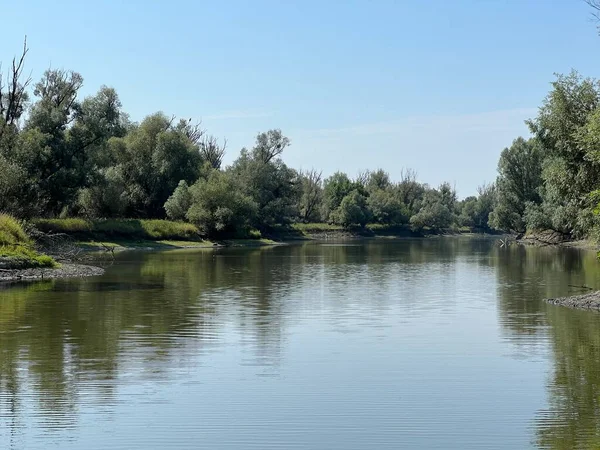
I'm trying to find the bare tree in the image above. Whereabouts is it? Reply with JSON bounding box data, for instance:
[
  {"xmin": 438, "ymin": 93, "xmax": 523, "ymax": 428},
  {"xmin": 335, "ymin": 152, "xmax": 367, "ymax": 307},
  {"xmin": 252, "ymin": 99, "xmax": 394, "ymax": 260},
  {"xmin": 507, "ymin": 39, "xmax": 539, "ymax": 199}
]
[
  {"xmin": 355, "ymin": 169, "xmax": 370, "ymax": 187},
  {"xmin": 177, "ymin": 118, "xmax": 204, "ymax": 145},
  {"xmin": 586, "ymin": 0, "xmax": 600, "ymax": 24},
  {"xmin": 299, "ymin": 168, "xmax": 323, "ymax": 222},
  {"xmin": 397, "ymin": 167, "xmax": 422, "ymax": 213},
  {"xmin": 0, "ymin": 37, "xmax": 31, "ymax": 137},
  {"xmin": 200, "ymin": 134, "xmax": 227, "ymax": 169}
]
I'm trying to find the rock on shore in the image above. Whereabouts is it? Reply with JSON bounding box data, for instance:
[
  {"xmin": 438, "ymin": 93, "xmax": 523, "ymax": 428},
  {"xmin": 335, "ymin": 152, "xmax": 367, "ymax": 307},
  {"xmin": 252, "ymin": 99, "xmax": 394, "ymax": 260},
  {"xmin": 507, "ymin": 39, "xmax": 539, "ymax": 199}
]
[
  {"xmin": 0, "ymin": 263, "xmax": 105, "ymax": 282},
  {"xmin": 546, "ymin": 291, "xmax": 600, "ymax": 311}
]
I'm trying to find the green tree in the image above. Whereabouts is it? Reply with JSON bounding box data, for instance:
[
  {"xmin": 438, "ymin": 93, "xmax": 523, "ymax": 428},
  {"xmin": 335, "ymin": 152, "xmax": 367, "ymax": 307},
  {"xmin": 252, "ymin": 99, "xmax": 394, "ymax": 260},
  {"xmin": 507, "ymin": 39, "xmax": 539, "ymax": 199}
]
[
  {"xmin": 230, "ymin": 131, "xmax": 299, "ymax": 227},
  {"xmin": 322, "ymin": 172, "xmax": 356, "ymax": 222},
  {"xmin": 164, "ymin": 180, "xmax": 193, "ymax": 221},
  {"xmin": 409, "ymin": 185, "xmax": 455, "ymax": 232},
  {"xmin": 528, "ymin": 72, "xmax": 600, "ymax": 237},
  {"xmin": 489, "ymin": 137, "xmax": 543, "ymax": 232},
  {"xmin": 330, "ymin": 190, "xmax": 371, "ymax": 227},
  {"xmin": 186, "ymin": 170, "xmax": 257, "ymax": 236},
  {"xmin": 111, "ymin": 113, "xmax": 202, "ymax": 217},
  {"xmin": 367, "ymin": 188, "xmax": 409, "ymax": 225}
]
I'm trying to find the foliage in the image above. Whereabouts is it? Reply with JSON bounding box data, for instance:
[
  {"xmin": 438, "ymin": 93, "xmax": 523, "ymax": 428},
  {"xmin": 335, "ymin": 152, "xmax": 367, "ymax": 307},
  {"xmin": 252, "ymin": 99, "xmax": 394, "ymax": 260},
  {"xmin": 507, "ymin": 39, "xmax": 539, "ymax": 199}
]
[
  {"xmin": 164, "ymin": 180, "xmax": 193, "ymax": 221},
  {"xmin": 10, "ymin": 42, "xmax": 600, "ymax": 240},
  {"xmin": 230, "ymin": 132, "xmax": 299, "ymax": 227},
  {"xmin": 489, "ymin": 137, "xmax": 543, "ymax": 232},
  {"xmin": 297, "ymin": 169, "xmax": 323, "ymax": 222},
  {"xmin": 367, "ymin": 188, "xmax": 409, "ymax": 225},
  {"xmin": 322, "ymin": 172, "xmax": 362, "ymax": 222},
  {"xmin": 409, "ymin": 184, "xmax": 456, "ymax": 232},
  {"xmin": 186, "ymin": 170, "xmax": 257, "ymax": 236},
  {"xmin": 330, "ymin": 190, "xmax": 371, "ymax": 227}
]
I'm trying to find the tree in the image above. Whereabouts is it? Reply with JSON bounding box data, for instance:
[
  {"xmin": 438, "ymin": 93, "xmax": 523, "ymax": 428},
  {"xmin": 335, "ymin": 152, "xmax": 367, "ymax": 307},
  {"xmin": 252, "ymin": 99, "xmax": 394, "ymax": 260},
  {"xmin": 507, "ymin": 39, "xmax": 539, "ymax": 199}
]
[
  {"xmin": 164, "ymin": 180, "xmax": 193, "ymax": 221},
  {"xmin": 367, "ymin": 187, "xmax": 409, "ymax": 225},
  {"xmin": 397, "ymin": 168, "xmax": 425, "ymax": 216},
  {"xmin": 365, "ymin": 169, "xmax": 392, "ymax": 193},
  {"xmin": 111, "ymin": 113, "xmax": 202, "ymax": 217},
  {"xmin": 409, "ymin": 185, "xmax": 455, "ymax": 232},
  {"xmin": 253, "ymin": 129, "xmax": 290, "ymax": 163},
  {"xmin": 527, "ymin": 72, "xmax": 600, "ymax": 237},
  {"xmin": 330, "ymin": 190, "xmax": 370, "ymax": 227},
  {"xmin": 322, "ymin": 172, "xmax": 356, "ymax": 222},
  {"xmin": 186, "ymin": 170, "xmax": 257, "ymax": 236},
  {"xmin": 0, "ymin": 38, "xmax": 31, "ymax": 138},
  {"xmin": 298, "ymin": 169, "xmax": 323, "ymax": 222},
  {"xmin": 489, "ymin": 137, "xmax": 543, "ymax": 232},
  {"xmin": 199, "ymin": 135, "xmax": 226, "ymax": 169},
  {"xmin": 76, "ymin": 167, "xmax": 128, "ymax": 218},
  {"xmin": 230, "ymin": 131, "xmax": 299, "ymax": 227}
]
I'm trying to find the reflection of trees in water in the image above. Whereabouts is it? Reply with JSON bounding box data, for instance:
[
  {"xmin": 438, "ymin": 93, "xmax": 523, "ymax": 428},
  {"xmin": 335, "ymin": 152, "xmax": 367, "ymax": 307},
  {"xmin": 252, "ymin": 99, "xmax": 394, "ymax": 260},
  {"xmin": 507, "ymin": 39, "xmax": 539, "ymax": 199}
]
[
  {"xmin": 493, "ymin": 245, "xmax": 600, "ymax": 342},
  {"xmin": 1, "ymin": 239, "xmax": 487, "ymax": 429},
  {"xmin": 534, "ymin": 306, "xmax": 600, "ymax": 450},
  {"xmin": 6, "ymin": 237, "xmax": 600, "ymax": 446},
  {"xmin": 490, "ymin": 243, "xmax": 600, "ymax": 449}
]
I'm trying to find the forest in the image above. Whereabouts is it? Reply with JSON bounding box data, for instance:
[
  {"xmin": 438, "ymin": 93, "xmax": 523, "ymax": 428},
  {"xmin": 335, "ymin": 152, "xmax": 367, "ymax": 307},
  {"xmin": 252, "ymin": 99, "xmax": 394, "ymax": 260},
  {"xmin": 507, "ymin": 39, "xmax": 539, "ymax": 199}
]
[{"xmin": 1, "ymin": 40, "xmax": 600, "ymax": 240}]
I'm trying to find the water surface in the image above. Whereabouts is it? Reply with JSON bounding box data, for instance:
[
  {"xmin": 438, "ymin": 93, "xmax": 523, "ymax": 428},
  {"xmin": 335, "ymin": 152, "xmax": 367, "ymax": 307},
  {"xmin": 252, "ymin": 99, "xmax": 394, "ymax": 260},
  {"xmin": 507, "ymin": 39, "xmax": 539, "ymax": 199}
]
[{"xmin": 1, "ymin": 238, "xmax": 600, "ymax": 449}]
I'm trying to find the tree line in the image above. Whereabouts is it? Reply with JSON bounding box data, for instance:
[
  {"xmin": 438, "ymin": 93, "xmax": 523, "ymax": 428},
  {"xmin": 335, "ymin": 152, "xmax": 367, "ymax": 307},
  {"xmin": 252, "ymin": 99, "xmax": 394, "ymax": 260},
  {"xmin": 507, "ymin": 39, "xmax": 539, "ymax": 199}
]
[{"xmin": 0, "ymin": 40, "xmax": 598, "ymax": 239}]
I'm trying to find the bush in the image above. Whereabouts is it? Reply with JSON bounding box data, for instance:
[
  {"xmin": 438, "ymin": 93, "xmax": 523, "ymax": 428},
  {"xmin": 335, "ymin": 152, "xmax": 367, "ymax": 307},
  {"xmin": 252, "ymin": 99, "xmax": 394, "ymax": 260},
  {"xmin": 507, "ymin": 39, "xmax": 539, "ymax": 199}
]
[
  {"xmin": 164, "ymin": 180, "xmax": 192, "ymax": 220},
  {"xmin": 186, "ymin": 170, "xmax": 257, "ymax": 236},
  {"xmin": 410, "ymin": 203, "xmax": 453, "ymax": 232},
  {"xmin": 330, "ymin": 190, "xmax": 370, "ymax": 227},
  {"xmin": 367, "ymin": 189, "xmax": 409, "ymax": 225}
]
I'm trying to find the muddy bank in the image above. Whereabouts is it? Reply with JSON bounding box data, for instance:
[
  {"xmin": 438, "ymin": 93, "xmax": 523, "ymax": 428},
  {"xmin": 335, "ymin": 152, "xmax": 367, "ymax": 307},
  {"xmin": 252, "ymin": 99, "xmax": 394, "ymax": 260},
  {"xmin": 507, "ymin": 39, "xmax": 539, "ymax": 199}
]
[
  {"xmin": 546, "ymin": 291, "xmax": 600, "ymax": 311},
  {"xmin": 515, "ymin": 230, "xmax": 600, "ymax": 251},
  {"xmin": 0, "ymin": 263, "xmax": 105, "ymax": 283},
  {"xmin": 518, "ymin": 229, "xmax": 572, "ymax": 246}
]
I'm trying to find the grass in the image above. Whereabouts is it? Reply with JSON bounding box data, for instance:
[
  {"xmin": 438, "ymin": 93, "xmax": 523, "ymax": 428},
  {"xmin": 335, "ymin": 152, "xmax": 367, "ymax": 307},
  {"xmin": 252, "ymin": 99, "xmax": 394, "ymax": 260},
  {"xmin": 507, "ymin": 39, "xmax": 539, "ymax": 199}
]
[
  {"xmin": 35, "ymin": 218, "xmax": 201, "ymax": 241},
  {"xmin": 0, "ymin": 214, "xmax": 57, "ymax": 269},
  {"xmin": 292, "ymin": 223, "xmax": 344, "ymax": 232}
]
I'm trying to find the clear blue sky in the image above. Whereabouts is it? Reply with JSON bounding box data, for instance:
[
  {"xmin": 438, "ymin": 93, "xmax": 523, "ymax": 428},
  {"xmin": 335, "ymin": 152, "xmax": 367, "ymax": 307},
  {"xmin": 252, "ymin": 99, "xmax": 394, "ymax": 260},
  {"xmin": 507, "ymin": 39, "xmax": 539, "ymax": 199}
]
[{"xmin": 3, "ymin": 0, "xmax": 600, "ymax": 197}]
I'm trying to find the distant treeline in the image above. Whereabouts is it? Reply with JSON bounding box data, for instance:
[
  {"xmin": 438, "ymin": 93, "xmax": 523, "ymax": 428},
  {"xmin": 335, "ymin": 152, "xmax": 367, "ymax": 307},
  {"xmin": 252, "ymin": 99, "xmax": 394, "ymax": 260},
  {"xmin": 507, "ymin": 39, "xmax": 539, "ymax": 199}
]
[{"xmin": 0, "ymin": 42, "xmax": 598, "ymax": 238}]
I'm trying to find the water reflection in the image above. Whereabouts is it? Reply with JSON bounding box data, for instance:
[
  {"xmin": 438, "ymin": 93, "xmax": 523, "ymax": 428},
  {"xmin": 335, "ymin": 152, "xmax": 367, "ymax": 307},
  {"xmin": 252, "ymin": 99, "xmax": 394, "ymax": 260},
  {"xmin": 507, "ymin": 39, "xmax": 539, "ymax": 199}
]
[{"xmin": 1, "ymin": 238, "xmax": 600, "ymax": 449}]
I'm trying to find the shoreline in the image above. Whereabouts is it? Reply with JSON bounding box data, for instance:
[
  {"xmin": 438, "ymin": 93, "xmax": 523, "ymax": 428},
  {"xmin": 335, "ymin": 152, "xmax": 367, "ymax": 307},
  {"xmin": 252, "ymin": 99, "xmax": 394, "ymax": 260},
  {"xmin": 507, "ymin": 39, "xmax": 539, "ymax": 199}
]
[
  {"xmin": 0, "ymin": 263, "xmax": 105, "ymax": 283},
  {"xmin": 0, "ymin": 232, "xmax": 509, "ymax": 284},
  {"xmin": 546, "ymin": 291, "xmax": 600, "ymax": 311}
]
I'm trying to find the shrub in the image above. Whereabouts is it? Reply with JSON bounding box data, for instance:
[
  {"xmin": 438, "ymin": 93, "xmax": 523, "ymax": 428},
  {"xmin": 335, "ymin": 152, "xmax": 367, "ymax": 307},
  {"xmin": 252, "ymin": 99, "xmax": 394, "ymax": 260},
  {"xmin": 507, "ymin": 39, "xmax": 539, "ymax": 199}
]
[
  {"xmin": 186, "ymin": 171, "xmax": 258, "ymax": 236},
  {"xmin": 330, "ymin": 190, "xmax": 371, "ymax": 227},
  {"xmin": 164, "ymin": 180, "xmax": 192, "ymax": 220}
]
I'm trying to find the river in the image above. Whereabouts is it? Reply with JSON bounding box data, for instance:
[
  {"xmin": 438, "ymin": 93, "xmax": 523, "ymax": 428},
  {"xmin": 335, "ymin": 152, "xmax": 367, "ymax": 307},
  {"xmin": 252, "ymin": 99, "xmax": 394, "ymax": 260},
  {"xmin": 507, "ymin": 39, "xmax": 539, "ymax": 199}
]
[{"xmin": 1, "ymin": 237, "xmax": 600, "ymax": 449}]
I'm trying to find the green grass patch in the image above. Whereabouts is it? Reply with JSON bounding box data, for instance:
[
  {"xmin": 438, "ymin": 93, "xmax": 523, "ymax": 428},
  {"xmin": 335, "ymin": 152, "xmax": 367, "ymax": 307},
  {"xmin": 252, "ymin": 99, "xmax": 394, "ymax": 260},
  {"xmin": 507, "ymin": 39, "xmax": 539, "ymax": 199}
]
[
  {"xmin": 0, "ymin": 214, "xmax": 57, "ymax": 269},
  {"xmin": 35, "ymin": 218, "xmax": 201, "ymax": 242},
  {"xmin": 292, "ymin": 223, "xmax": 344, "ymax": 232},
  {"xmin": 0, "ymin": 214, "xmax": 30, "ymax": 245}
]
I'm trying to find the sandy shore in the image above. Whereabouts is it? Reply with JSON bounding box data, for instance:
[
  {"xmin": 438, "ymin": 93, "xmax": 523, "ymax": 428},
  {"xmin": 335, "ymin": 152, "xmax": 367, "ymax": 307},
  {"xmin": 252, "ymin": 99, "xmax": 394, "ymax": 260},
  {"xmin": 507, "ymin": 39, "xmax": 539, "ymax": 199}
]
[
  {"xmin": 546, "ymin": 291, "xmax": 600, "ymax": 311},
  {"xmin": 0, "ymin": 263, "xmax": 105, "ymax": 282}
]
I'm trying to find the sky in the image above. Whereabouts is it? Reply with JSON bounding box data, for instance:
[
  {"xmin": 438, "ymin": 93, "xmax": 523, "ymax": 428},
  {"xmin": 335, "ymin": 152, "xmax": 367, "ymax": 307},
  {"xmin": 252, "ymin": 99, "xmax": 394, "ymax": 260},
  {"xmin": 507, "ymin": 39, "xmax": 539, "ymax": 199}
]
[{"xmin": 3, "ymin": 0, "xmax": 600, "ymax": 197}]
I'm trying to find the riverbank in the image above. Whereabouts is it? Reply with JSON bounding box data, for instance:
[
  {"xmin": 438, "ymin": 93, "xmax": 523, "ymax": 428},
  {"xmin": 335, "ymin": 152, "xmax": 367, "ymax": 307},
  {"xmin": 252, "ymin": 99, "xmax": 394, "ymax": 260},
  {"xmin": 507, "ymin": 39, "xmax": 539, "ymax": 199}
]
[
  {"xmin": 33, "ymin": 219, "xmax": 493, "ymax": 252},
  {"xmin": 0, "ymin": 263, "xmax": 105, "ymax": 283},
  {"xmin": 546, "ymin": 291, "xmax": 600, "ymax": 311},
  {"xmin": 515, "ymin": 229, "xmax": 600, "ymax": 251}
]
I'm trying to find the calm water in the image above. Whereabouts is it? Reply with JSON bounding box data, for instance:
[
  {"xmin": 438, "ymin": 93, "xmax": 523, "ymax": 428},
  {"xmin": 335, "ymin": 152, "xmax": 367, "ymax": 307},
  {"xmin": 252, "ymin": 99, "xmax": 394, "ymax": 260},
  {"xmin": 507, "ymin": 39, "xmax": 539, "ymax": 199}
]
[{"xmin": 2, "ymin": 238, "xmax": 600, "ymax": 449}]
